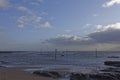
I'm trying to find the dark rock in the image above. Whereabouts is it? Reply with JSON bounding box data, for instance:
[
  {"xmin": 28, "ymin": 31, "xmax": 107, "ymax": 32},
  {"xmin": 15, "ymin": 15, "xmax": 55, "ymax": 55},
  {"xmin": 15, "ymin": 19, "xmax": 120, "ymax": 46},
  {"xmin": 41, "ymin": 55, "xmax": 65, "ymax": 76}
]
[
  {"xmin": 100, "ymin": 67, "xmax": 120, "ymax": 73},
  {"xmin": 33, "ymin": 71, "xmax": 52, "ymax": 77},
  {"xmin": 0, "ymin": 61, "xmax": 10, "ymax": 64},
  {"xmin": 33, "ymin": 71, "xmax": 61, "ymax": 78},
  {"xmin": 49, "ymin": 71, "xmax": 61, "ymax": 78},
  {"xmin": 108, "ymin": 56, "xmax": 120, "ymax": 58},
  {"xmin": 70, "ymin": 73, "xmax": 88, "ymax": 80},
  {"xmin": 61, "ymin": 54, "xmax": 64, "ymax": 57},
  {"xmin": 104, "ymin": 61, "xmax": 120, "ymax": 67},
  {"xmin": 89, "ymin": 74, "xmax": 115, "ymax": 80},
  {"xmin": 33, "ymin": 66, "xmax": 120, "ymax": 80},
  {"xmin": 70, "ymin": 73, "xmax": 120, "ymax": 80}
]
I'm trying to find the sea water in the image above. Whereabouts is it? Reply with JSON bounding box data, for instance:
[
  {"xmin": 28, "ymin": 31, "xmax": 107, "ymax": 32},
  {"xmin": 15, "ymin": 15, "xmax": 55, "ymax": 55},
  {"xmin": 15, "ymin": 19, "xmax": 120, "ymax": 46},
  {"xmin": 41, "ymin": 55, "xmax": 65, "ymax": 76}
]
[{"xmin": 0, "ymin": 51, "xmax": 120, "ymax": 67}]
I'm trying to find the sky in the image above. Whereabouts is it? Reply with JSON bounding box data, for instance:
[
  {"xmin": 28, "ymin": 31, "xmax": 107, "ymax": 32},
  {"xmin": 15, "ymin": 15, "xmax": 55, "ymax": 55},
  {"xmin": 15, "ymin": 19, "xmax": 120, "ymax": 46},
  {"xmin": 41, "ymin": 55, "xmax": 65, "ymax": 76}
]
[{"xmin": 0, "ymin": 0, "xmax": 120, "ymax": 51}]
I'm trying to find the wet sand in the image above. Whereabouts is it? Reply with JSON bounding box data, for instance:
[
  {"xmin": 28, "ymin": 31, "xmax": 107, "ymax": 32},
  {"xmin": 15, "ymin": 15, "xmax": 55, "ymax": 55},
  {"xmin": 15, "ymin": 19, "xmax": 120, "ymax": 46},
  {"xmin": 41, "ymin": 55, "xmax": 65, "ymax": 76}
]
[{"xmin": 0, "ymin": 67, "xmax": 56, "ymax": 80}]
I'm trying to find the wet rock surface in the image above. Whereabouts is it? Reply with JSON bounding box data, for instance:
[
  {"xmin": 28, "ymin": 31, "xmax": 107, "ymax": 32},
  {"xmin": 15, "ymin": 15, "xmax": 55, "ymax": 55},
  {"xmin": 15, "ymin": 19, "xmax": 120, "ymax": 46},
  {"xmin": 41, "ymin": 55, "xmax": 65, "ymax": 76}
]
[
  {"xmin": 100, "ymin": 67, "xmax": 120, "ymax": 73},
  {"xmin": 70, "ymin": 73, "xmax": 120, "ymax": 80},
  {"xmin": 104, "ymin": 61, "xmax": 120, "ymax": 67},
  {"xmin": 32, "ymin": 68, "xmax": 120, "ymax": 80},
  {"xmin": 33, "ymin": 71, "xmax": 61, "ymax": 78}
]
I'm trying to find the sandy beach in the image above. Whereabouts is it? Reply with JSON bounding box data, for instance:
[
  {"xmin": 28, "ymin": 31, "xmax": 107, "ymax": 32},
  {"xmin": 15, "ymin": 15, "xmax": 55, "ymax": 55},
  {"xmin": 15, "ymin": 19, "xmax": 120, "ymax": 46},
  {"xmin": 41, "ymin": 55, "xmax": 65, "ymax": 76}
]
[{"xmin": 0, "ymin": 67, "xmax": 56, "ymax": 80}]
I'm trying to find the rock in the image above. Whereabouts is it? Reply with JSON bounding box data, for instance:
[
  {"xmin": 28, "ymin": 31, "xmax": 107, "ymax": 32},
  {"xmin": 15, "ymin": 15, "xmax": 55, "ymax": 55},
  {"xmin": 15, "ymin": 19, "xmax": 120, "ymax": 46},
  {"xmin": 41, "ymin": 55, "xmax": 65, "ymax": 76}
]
[
  {"xmin": 33, "ymin": 71, "xmax": 52, "ymax": 77},
  {"xmin": 108, "ymin": 56, "xmax": 119, "ymax": 58},
  {"xmin": 89, "ymin": 73, "xmax": 115, "ymax": 80},
  {"xmin": 49, "ymin": 71, "xmax": 61, "ymax": 78},
  {"xmin": 33, "ymin": 71, "xmax": 61, "ymax": 78},
  {"xmin": 70, "ymin": 73, "xmax": 87, "ymax": 80},
  {"xmin": 104, "ymin": 61, "xmax": 120, "ymax": 67},
  {"xmin": 0, "ymin": 61, "xmax": 10, "ymax": 64},
  {"xmin": 100, "ymin": 67, "xmax": 120, "ymax": 73},
  {"xmin": 70, "ymin": 73, "xmax": 120, "ymax": 80},
  {"xmin": 33, "ymin": 66, "xmax": 120, "ymax": 80}
]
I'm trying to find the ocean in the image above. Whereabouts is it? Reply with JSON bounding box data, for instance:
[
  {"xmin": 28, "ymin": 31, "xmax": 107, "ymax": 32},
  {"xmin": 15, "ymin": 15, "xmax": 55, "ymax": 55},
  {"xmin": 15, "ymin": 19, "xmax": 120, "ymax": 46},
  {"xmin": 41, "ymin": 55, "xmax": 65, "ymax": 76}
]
[{"xmin": 0, "ymin": 51, "xmax": 120, "ymax": 67}]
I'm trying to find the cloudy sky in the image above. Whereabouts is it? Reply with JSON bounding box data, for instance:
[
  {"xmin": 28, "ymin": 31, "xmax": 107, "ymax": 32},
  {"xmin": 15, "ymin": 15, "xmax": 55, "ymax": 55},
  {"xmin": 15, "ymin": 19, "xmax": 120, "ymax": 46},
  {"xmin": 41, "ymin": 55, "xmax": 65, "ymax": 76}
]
[{"xmin": 0, "ymin": 0, "xmax": 120, "ymax": 51}]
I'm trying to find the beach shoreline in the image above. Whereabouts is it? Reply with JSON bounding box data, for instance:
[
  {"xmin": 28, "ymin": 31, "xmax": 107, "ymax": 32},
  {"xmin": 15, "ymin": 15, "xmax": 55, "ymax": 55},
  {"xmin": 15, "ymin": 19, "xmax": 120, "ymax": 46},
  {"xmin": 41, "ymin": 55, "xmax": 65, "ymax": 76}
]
[{"xmin": 0, "ymin": 67, "xmax": 56, "ymax": 80}]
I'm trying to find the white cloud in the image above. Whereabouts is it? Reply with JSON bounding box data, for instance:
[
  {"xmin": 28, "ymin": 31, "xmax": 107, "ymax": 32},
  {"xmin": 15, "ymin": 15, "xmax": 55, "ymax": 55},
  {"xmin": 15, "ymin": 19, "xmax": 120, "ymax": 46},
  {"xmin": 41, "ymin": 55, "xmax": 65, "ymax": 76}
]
[
  {"xmin": 45, "ymin": 34, "xmax": 93, "ymax": 46},
  {"xmin": 30, "ymin": 0, "xmax": 43, "ymax": 6},
  {"xmin": 35, "ymin": 21, "xmax": 52, "ymax": 28},
  {"xmin": 0, "ymin": 0, "xmax": 9, "ymax": 8},
  {"xmin": 17, "ymin": 16, "xmax": 42, "ymax": 28},
  {"xmin": 17, "ymin": 16, "xmax": 31, "ymax": 24},
  {"xmin": 57, "ymin": 35, "xmax": 79, "ymax": 40},
  {"xmin": 35, "ymin": 17, "xmax": 42, "ymax": 22},
  {"xmin": 11, "ymin": 1, "xmax": 53, "ymax": 30},
  {"xmin": 17, "ymin": 6, "xmax": 33, "ymax": 14},
  {"xmin": 17, "ymin": 6, "xmax": 41, "ymax": 28},
  {"xmin": 17, "ymin": 5, "xmax": 52, "ymax": 29},
  {"xmin": 103, "ymin": 0, "xmax": 120, "ymax": 7},
  {"xmin": 17, "ymin": 16, "xmax": 30, "ymax": 28},
  {"xmin": 17, "ymin": 15, "xmax": 52, "ymax": 29},
  {"xmin": 96, "ymin": 22, "xmax": 120, "ymax": 31},
  {"xmin": 43, "ymin": 22, "xmax": 51, "ymax": 28}
]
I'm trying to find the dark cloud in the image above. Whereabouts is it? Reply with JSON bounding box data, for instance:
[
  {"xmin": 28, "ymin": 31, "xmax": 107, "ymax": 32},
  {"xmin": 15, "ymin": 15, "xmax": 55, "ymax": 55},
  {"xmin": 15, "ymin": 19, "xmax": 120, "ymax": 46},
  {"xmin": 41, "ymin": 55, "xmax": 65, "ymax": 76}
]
[
  {"xmin": 89, "ymin": 28, "xmax": 120, "ymax": 43},
  {"xmin": 45, "ymin": 28, "xmax": 120, "ymax": 46}
]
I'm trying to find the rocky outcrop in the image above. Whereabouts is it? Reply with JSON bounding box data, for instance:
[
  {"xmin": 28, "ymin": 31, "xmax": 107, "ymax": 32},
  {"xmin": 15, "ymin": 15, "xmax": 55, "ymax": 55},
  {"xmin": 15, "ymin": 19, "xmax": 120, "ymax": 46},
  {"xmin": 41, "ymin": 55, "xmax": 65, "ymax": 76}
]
[
  {"xmin": 33, "ymin": 71, "xmax": 61, "ymax": 78},
  {"xmin": 70, "ymin": 73, "xmax": 120, "ymax": 80},
  {"xmin": 100, "ymin": 67, "xmax": 120, "ymax": 73},
  {"xmin": 32, "ymin": 66, "xmax": 120, "ymax": 80},
  {"xmin": 104, "ymin": 61, "xmax": 120, "ymax": 67}
]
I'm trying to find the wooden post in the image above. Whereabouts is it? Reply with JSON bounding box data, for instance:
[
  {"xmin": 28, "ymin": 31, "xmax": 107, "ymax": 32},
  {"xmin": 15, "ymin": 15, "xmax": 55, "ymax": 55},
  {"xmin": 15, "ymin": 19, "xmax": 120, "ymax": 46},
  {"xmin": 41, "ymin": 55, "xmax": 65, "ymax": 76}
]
[
  {"xmin": 55, "ymin": 49, "xmax": 57, "ymax": 60},
  {"xmin": 95, "ymin": 48, "xmax": 98, "ymax": 58}
]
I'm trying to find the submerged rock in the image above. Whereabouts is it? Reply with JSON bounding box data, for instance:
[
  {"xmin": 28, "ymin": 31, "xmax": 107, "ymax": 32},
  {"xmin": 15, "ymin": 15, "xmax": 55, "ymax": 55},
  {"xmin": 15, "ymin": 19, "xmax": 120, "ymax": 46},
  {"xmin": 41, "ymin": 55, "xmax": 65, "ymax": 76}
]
[
  {"xmin": 108, "ymin": 56, "xmax": 120, "ymax": 58},
  {"xmin": 104, "ymin": 61, "xmax": 120, "ymax": 67},
  {"xmin": 0, "ymin": 61, "xmax": 10, "ymax": 64},
  {"xmin": 33, "ymin": 71, "xmax": 61, "ymax": 78},
  {"xmin": 100, "ymin": 67, "xmax": 120, "ymax": 73}
]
